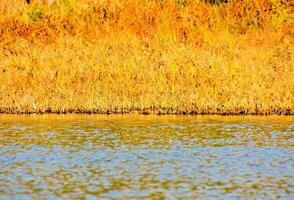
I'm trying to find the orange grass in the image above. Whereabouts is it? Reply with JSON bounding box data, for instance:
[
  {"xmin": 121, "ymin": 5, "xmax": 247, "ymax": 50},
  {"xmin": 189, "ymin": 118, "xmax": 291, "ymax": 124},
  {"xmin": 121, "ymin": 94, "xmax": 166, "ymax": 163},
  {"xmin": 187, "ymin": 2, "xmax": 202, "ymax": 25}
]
[{"xmin": 0, "ymin": 0, "xmax": 293, "ymax": 114}]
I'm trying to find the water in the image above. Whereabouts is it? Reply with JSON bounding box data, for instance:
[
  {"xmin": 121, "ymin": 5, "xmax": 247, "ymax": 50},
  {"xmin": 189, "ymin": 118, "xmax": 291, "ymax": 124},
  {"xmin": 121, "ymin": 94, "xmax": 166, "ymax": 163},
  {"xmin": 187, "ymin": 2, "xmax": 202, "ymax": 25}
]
[{"xmin": 0, "ymin": 115, "xmax": 293, "ymax": 199}]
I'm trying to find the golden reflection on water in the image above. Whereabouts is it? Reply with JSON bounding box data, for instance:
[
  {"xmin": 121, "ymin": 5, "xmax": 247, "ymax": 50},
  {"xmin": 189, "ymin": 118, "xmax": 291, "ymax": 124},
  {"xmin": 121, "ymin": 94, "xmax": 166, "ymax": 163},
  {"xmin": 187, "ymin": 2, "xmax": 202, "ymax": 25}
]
[{"xmin": 0, "ymin": 115, "xmax": 293, "ymax": 199}]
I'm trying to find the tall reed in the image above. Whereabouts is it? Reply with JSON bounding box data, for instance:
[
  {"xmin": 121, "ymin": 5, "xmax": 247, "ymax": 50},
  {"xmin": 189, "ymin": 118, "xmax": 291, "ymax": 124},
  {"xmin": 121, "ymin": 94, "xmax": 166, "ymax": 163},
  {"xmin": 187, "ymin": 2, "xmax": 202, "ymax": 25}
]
[{"xmin": 0, "ymin": 0, "xmax": 293, "ymax": 114}]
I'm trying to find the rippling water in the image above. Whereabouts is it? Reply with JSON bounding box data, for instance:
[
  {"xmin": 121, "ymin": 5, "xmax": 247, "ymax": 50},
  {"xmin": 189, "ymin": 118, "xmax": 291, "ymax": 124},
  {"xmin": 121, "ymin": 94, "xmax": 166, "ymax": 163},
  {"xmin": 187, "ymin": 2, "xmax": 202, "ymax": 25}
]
[{"xmin": 0, "ymin": 115, "xmax": 293, "ymax": 199}]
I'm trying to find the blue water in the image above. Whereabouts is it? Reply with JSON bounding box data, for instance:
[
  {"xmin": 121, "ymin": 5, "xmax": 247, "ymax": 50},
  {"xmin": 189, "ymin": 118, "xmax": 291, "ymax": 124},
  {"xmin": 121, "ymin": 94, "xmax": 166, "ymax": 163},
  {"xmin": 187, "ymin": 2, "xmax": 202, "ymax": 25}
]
[{"xmin": 0, "ymin": 115, "xmax": 293, "ymax": 199}]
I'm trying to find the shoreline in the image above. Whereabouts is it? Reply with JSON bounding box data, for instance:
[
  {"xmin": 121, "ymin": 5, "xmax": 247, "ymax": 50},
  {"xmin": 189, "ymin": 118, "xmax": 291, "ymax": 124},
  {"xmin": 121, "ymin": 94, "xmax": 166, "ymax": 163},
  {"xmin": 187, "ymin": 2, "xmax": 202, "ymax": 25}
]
[
  {"xmin": 0, "ymin": 108, "xmax": 293, "ymax": 115},
  {"xmin": 1, "ymin": 113, "xmax": 294, "ymax": 124}
]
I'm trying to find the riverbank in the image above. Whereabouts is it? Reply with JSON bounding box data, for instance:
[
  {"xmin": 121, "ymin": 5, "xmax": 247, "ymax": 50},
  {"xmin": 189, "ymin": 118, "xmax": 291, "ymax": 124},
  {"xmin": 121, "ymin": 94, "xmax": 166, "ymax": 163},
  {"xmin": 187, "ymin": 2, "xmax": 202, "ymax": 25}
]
[{"xmin": 0, "ymin": 0, "xmax": 293, "ymax": 115}]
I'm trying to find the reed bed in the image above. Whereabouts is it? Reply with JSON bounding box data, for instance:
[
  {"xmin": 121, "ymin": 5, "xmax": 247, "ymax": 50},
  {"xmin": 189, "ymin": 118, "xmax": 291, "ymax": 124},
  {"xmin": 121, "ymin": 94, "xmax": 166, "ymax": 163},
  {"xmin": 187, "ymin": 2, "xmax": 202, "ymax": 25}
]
[{"xmin": 0, "ymin": 0, "xmax": 293, "ymax": 114}]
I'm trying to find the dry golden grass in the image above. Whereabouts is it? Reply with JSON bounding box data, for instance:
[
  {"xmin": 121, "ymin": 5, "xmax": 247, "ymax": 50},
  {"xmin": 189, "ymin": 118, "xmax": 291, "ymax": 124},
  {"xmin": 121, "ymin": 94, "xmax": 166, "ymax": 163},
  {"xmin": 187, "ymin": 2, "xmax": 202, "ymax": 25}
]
[{"xmin": 0, "ymin": 0, "xmax": 293, "ymax": 114}]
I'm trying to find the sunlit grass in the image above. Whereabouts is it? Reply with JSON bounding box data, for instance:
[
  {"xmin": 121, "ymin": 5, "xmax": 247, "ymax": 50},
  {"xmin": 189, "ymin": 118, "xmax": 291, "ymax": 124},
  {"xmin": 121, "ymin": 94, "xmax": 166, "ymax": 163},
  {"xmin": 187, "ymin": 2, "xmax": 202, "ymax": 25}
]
[{"xmin": 0, "ymin": 0, "xmax": 293, "ymax": 114}]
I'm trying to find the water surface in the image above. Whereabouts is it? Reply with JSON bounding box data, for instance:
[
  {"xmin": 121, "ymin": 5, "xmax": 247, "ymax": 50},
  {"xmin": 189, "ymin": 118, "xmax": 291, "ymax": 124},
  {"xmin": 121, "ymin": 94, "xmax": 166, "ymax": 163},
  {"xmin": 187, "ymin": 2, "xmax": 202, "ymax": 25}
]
[{"xmin": 0, "ymin": 115, "xmax": 293, "ymax": 199}]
